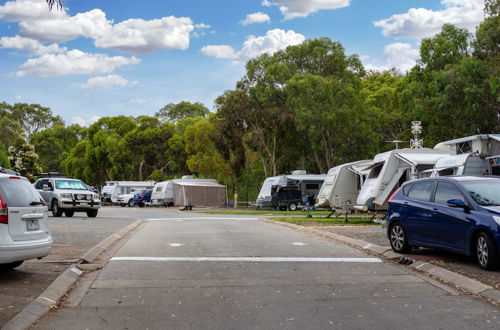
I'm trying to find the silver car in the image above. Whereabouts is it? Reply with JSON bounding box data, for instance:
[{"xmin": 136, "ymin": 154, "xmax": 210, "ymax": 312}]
[
  {"xmin": 34, "ymin": 177, "xmax": 101, "ymax": 217},
  {"xmin": 0, "ymin": 172, "xmax": 52, "ymax": 270}
]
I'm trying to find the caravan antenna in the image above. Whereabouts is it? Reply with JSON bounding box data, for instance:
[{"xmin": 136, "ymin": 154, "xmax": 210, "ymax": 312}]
[
  {"xmin": 385, "ymin": 140, "xmax": 406, "ymax": 149},
  {"xmin": 410, "ymin": 121, "xmax": 423, "ymax": 149}
]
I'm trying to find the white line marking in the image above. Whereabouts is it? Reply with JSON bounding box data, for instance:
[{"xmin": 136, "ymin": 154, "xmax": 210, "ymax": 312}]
[
  {"xmin": 169, "ymin": 243, "xmax": 183, "ymax": 247},
  {"xmin": 111, "ymin": 257, "xmax": 382, "ymax": 263},
  {"xmin": 292, "ymin": 242, "xmax": 309, "ymax": 246},
  {"xmin": 147, "ymin": 217, "xmax": 259, "ymax": 221}
]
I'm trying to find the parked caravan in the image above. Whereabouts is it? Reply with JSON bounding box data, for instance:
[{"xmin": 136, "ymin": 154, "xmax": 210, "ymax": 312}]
[
  {"xmin": 434, "ymin": 134, "xmax": 500, "ymax": 156},
  {"xmin": 427, "ymin": 153, "xmax": 489, "ymax": 177},
  {"xmin": 101, "ymin": 181, "xmax": 156, "ymax": 203},
  {"xmin": 315, "ymin": 160, "xmax": 372, "ymax": 209},
  {"xmin": 173, "ymin": 181, "xmax": 226, "ymax": 208},
  {"xmin": 151, "ymin": 176, "xmax": 217, "ymax": 206},
  {"xmin": 356, "ymin": 148, "xmax": 452, "ymax": 211},
  {"xmin": 256, "ymin": 171, "xmax": 326, "ymax": 208}
]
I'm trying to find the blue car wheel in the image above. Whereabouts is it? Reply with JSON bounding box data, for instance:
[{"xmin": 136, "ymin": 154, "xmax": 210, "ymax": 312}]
[{"xmin": 389, "ymin": 222, "xmax": 411, "ymax": 253}]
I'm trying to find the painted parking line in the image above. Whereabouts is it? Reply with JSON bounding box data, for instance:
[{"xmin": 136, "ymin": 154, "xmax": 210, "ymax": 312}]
[
  {"xmin": 147, "ymin": 217, "xmax": 260, "ymax": 221},
  {"xmin": 111, "ymin": 257, "xmax": 382, "ymax": 263}
]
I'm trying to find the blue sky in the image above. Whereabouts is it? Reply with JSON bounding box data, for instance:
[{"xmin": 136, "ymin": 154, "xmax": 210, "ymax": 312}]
[{"xmin": 0, "ymin": 0, "xmax": 486, "ymax": 126}]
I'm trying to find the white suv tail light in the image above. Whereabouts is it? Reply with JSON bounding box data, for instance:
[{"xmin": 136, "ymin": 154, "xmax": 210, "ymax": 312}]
[{"xmin": 0, "ymin": 195, "xmax": 8, "ymax": 224}]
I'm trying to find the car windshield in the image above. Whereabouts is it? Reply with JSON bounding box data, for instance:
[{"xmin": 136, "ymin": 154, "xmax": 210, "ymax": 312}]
[
  {"xmin": 462, "ymin": 180, "xmax": 500, "ymax": 206},
  {"xmin": 55, "ymin": 179, "xmax": 87, "ymax": 190}
]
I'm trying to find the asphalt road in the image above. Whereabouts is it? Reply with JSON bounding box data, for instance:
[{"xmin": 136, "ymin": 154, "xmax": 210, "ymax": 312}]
[
  {"xmin": 0, "ymin": 206, "xmax": 139, "ymax": 328},
  {"xmin": 35, "ymin": 210, "xmax": 499, "ymax": 330}
]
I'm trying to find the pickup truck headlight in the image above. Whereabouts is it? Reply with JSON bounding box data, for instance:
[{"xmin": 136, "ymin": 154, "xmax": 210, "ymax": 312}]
[
  {"xmin": 60, "ymin": 193, "xmax": 73, "ymax": 199},
  {"xmin": 93, "ymin": 193, "xmax": 100, "ymax": 200},
  {"xmin": 493, "ymin": 216, "xmax": 500, "ymax": 226}
]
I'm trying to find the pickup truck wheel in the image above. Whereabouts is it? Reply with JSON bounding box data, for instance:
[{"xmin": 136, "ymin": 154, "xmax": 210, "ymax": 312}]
[
  {"xmin": 128, "ymin": 199, "xmax": 135, "ymax": 207},
  {"xmin": 51, "ymin": 200, "xmax": 63, "ymax": 217},
  {"xmin": 86, "ymin": 209, "xmax": 98, "ymax": 218},
  {"xmin": 64, "ymin": 210, "xmax": 74, "ymax": 217},
  {"xmin": 279, "ymin": 206, "xmax": 287, "ymax": 211},
  {"xmin": 120, "ymin": 203, "xmax": 126, "ymax": 207},
  {"xmin": 138, "ymin": 202, "xmax": 145, "ymax": 208},
  {"xmin": 288, "ymin": 203, "xmax": 298, "ymax": 211}
]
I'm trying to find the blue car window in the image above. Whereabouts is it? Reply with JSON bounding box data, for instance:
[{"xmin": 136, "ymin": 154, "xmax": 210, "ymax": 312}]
[
  {"xmin": 462, "ymin": 180, "xmax": 500, "ymax": 206},
  {"xmin": 407, "ymin": 181, "xmax": 434, "ymax": 202},
  {"xmin": 434, "ymin": 181, "xmax": 464, "ymax": 205}
]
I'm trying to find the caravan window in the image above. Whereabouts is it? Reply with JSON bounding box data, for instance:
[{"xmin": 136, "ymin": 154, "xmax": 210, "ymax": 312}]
[
  {"xmin": 368, "ymin": 164, "xmax": 383, "ymax": 179},
  {"xmin": 457, "ymin": 142, "xmax": 472, "ymax": 154}
]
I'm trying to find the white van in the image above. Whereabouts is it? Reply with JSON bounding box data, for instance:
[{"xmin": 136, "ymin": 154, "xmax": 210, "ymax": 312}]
[{"xmin": 0, "ymin": 172, "xmax": 52, "ymax": 269}]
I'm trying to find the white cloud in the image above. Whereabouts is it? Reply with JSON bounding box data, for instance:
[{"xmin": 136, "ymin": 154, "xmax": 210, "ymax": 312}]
[
  {"xmin": 0, "ymin": 0, "xmax": 196, "ymax": 54},
  {"xmin": 15, "ymin": 49, "xmax": 140, "ymax": 77},
  {"xmin": 374, "ymin": 0, "xmax": 485, "ymax": 39},
  {"xmin": 237, "ymin": 29, "xmax": 305, "ymax": 62},
  {"xmin": 200, "ymin": 45, "xmax": 236, "ymax": 59},
  {"xmin": 94, "ymin": 16, "xmax": 194, "ymax": 54},
  {"xmin": 363, "ymin": 42, "xmax": 419, "ymax": 73},
  {"xmin": 0, "ymin": 36, "xmax": 66, "ymax": 55},
  {"xmin": 0, "ymin": 0, "xmax": 64, "ymax": 22},
  {"xmin": 241, "ymin": 12, "xmax": 271, "ymax": 25},
  {"xmin": 71, "ymin": 116, "xmax": 100, "ymax": 127},
  {"xmin": 19, "ymin": 9, "xmax": 111, "ymax": 43},
  {"xmin": 129, "ymin": 98, "xmax": 147, "ymax": 104},
  {"xmin": 202, "ymin": 29, "xmax": 305, "ymax": 62},
  {"xmin": 262, "ymin": 0, "xmax": 350, "ymax": 19},
  {"xmin": 79, "ymin": 74, "xmax": 138, "ymax": 89}
]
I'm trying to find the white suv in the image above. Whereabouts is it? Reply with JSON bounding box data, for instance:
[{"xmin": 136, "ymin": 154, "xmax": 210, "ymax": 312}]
[{"xmin": 0, "ymin": 172, "xmax": 53, "ymax": 270}]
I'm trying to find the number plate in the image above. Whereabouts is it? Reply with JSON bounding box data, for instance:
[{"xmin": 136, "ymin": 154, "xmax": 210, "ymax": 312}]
[{"xmin": 26, "ymin": 219, "xmax": 40, "ymax": 231}]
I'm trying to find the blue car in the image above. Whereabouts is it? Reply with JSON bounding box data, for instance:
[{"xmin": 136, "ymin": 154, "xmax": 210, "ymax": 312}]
[
  {"xmin": 133, "ymin": 189, "xmax": 153, "ymax": 208},
  {"xmin": 387, "ymin": 176, "xmax": 500, "ymax": 270}
]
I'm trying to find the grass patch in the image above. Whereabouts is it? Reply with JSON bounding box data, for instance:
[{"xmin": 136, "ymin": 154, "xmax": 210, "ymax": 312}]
[
  {"xmin": 202, "ymin": 210, "xmax": 333, "ymax": 216},
  {"xmin": 269, "ymin": 216, "xmax": 380, "ymax": 226}
]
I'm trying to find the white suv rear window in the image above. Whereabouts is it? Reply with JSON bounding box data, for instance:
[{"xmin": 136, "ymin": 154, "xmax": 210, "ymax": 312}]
[{"xmin": 0, "ymin": 178, "xmax": 44, "ymax": 207}]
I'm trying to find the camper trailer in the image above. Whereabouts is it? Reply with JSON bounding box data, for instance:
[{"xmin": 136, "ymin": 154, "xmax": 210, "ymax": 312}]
[
  {"xmin": 173, "ymin": 181, "xmax": 227, "ymax": 208},
  {"xmin": 315, "ymin": 160, "xmax": 372, "ymax": 209},
  {"xmin": 256, "ymin": 171, "xmax": 326, "ymax": 208},
  {"xmin": 356, "ymin": 148, "xmax": 452, "ymax": 211},
  {"xmin": 101, "ymin": 181, "xmax": 156, "ymax": 203},
  {"xmin": 151, "ymin": 176, "xmax": 217, "ymax": 206},
  {"xmin": 427, "ymin": 153, "xmax": 488, "ymax": 177}
]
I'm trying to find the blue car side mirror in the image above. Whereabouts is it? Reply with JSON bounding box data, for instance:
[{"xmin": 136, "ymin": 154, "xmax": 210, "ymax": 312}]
[{"xmin": 447, "ymin": 199, "xmax": 469, "ymax": 209}]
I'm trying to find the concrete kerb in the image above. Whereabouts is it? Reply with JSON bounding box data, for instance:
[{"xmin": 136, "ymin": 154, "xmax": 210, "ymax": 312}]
[
  {"xmin": 81, "ymin": 219, "xmax": 144, "ymax": 264},
  {"xmin": 265, "ymin": 219, "xmax": 500, "ymax": 306},
  {"xmin": 2, "ymin": 219, "xmax": 144, "ymax": 330}
]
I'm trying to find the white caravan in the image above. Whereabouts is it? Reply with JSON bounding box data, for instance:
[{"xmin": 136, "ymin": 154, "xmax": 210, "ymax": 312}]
[
  {"xmin": 256, "ymin": 171, "xmax": 326, "ymax": 208},
  {"xmin": 151, "ymin": 176, "xmax": 217, "ymax": 206},
  {"xmin": 427, "ymin": 152, "xmax": 489, "ymax": 177},
  {"xmin": 101, "ymin": 181, "xmax": 156, "ymax": 203},
  {"xmin": 356, "ymin": 148, "xmax": 453, "ymax": 211},
  {"xmin": 315, "ymin": 160, "xmax": 372, "ymax": 209},
  {"xmin": 433, "ymin": 134, "xmax": 500, "ymax": 176},
  {"xmin": 434, "ymin": 134, "xmax": 500, "ymax": 156}
]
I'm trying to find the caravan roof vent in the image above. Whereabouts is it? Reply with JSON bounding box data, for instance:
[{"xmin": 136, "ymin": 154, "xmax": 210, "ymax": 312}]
[
  {"xmin": 291, "ymin": 170, "xmax": 307, "ymax": 175},
  {"xmin": 182, "ymin": 175, "xmax": 194, "ymax": 180}
]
